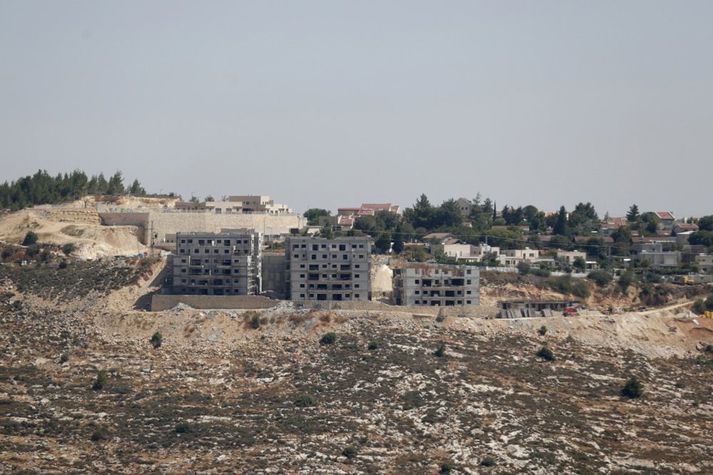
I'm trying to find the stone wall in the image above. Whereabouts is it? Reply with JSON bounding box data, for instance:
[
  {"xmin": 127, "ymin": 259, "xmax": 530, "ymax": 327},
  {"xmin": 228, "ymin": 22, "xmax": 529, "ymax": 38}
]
[{"xmin": 99, "ymin": 211, "xmax": 304, "ymax": 247}]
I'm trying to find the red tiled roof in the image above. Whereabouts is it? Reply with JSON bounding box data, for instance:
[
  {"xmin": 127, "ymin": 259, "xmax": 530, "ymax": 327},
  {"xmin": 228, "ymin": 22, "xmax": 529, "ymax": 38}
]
[{"xmin": 655, "ymin": 211, "xmax": 675, "ymax": 221}]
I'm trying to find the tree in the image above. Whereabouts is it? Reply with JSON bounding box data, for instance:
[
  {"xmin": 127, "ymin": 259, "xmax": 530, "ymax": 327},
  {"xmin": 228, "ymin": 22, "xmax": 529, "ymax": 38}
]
[
  {"xmin": 553, "ymin": 206, "xmax": 568, "ymax": 236},
  {"xmin": 626, "ymin": 204, "xmax": 640, "ymax": 223},
  {"xmin": 106, "ymin": 172, "xmax": 125, "ymax": 195},
  {"xmin": 698, "ymin": 215, "xmax": 713, "ymax": 232},
  {"xmin": 689, "ymin": 231, "xmax": 713, "ymax": 247},
  {"xmin": 404, "ymin": 194, "xmax": 434, "ymax": 230},
  {"xmin": 621, "ymin": 376, "xmax": 643, "ymax": 399},
  {"xmin": 573, "ymin": 256, "xmax": 586, "ymax": 273},
  {"xmin": 588, "ymin": 270, "xmax": 613, "ymax": 287},
  {"xmin": 303, "ymin": 208, "xmax": 331, "ymax": 225},
  {"xmin": 374, "ymin": 232, "xmax": 392, "ymax": 254},
  {"xmin": 568, "ymin": 202, "xmax": 599, "ymax": 233},
  {"xmin": 392, "ymin": 224, "xmax": 405, "ymax": 254},
  {"xmin": 128, "ymin": 179, "xmax": 146, "ymax": 196},
  {"xmin": 640, "ymin": 212, "xmax": 660, "ymax": 236},
  {"xmin": 22, "ymin": 231, "xmax": 38, "ymax": 246}
]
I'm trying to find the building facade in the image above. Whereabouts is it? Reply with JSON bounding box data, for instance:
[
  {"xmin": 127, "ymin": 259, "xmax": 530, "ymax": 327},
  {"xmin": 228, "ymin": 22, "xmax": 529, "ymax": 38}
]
[
  {"xmin": 286, "ymin": 236, "xmax": 371, "ymax": 302},
  {"xmin": 172, "ymin": 231, "xmax": 262, "ymax": 295},
  {"xmin": 393, "ymin": 263, "xmax": 480, "ymax": 306}
]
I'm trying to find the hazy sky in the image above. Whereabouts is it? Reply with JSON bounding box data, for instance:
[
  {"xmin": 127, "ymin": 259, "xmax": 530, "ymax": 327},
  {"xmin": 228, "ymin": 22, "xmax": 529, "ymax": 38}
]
[{"xmin": 1, "ymin": 1, "xmax": 712, "ymax": 216}]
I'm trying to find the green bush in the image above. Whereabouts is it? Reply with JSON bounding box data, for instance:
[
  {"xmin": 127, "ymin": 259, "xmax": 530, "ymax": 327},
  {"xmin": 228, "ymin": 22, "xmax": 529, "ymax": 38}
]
[
  {"xmin": 587, "ymin": 270, "xmax": 613, "ymax": 288},
  {"xmin": 150, "ymin": 331, "xmax": 162, "ymax": 349},
  {"xmin": 433, "ymin": 343, "xmax": 446, "ymax": 358},
  {"xmin": 547, "ymin": 276, "xmax": 590, "ymax": 299},
  {"xmin": 440, "ymin": 462, "xmax": 454, "ymax": 474},
  {"xmin": 517, "ymin": 262, "xmax": 531, "ymax": 275},
  {"xmin": 90, "ymin": 427, "xmax": 109, "ymax": 442},
  {"xmin": 621, "ymin": 376, "xmax": 643, "ymax": 399},
  {"xmin": 319, "ymin": 332, "xmax": 336, "ymax": 345},
  {"xmin": 294, "ymin": 394, "xmax": 317, "ymax": 407},
  {"xmin": 61, "ymin": 243, "xmax": 76, "ymax": 255},
  {"xmin": 530, "ymin": 267, "xmax": 551, "ymax": 277},
  {"xmin": 536, "ymin": 346, "xmax": 555, "ymax": 361},
  {"xmin": 59, "ymin": 352, "xmax": 69, "ymax": 364},
  {"xmin": 342, "ymin": 446, "xmax": 358, "ymax": 459},
  {"xmin": 92, "ymin": 370, "xmax": 108, "ymax": 391},
  {"xmin": 367, "ymin": 341, "xmax": 379, "ymax": 351},
  {"xmin": 480, "ymin": 456, "xmax": 496, "ymax": 467},
  {"xmin": 618, "ymin": 270, "xmax": 635, "ymax": 291},
  {"xmin": 249, "ymin": 313, "xmax": 261, "ymax": 329},
  {"xmin": 537, "ymin": 325, "xmax": 547, "ymax": 336},
  {"xmin": 175, "ymin": 422, "xmax": 191, "ymax": 433},
  {"xmin": 58, "ymin": 260, "xmax": 68, "ymax": 269},
  {"xmin": 22, "ymin": 231, "xmax": 38, "ymax": 246},
  {"xmin": 1, "ymin": 247, "xmax": 12, "ymax": 260}
]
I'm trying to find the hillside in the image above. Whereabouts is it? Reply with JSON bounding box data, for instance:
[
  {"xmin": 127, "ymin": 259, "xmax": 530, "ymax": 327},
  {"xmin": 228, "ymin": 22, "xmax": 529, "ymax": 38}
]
[{"xmin": 1, "ymin": 260, "xmax": 712, "ymax": 473}]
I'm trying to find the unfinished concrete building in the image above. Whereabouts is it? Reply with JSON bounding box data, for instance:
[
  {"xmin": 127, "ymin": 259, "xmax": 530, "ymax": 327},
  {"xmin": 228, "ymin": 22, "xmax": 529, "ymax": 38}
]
[
  {"xmin": 286, "ymin": 236, "xmax": 371, "ymax": 302},
  {"xmin": 172, "ymin": 231, "xmax": 262, "ymax": 295},
  {"xmin": 393, "ymin": 263, "xmax": 480, "ymax": 306}
]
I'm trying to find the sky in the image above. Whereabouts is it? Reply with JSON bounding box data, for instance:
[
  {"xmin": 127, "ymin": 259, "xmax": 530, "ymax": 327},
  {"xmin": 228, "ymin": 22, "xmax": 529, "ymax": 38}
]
[{"xmin": 1, "ymin": 1, "xmax": 712, "ymax": 217}]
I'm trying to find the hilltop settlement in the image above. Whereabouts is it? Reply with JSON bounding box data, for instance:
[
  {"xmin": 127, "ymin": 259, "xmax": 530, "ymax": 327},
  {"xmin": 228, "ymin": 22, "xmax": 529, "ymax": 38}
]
[{"xmin": 0, "ymin": 171, "xmax": 712, "ymax": 473}]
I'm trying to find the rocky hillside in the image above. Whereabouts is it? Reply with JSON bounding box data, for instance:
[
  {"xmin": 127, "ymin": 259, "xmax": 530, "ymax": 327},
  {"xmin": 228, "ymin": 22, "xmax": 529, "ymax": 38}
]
[{"xmin": 1, "ymin": 260, "xmax": 712, "ymax": 473}]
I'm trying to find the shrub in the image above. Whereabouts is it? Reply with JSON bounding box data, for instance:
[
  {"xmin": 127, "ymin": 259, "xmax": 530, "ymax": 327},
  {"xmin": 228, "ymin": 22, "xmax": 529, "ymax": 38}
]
[
  {"xmin": 530, "ymin": 267, "xmax": 551, "ymax": 277},
  {"xmin": 621, "ymin": 376, "xmax": 643, "ymax": 399},
  {"xmin": 693, "ymin": 299, "xmax": 706, "ymax": 314},
  {"xmin": 25, "ymin": 245, "xmax": 40, "ymax": 258},
  {"xmin": 587, "ymin": 270, "xmax": 613, "ymax": 288},
  {"xmin": 250, "ymin": 313, "xmax": 261, "ymax": 329},
  {"xmin": 319, "ymin": 332, "xmax": 336, "ymax": 345},
  {"xmin": 22, "ymin": 231, "xmax": 38, "ymax": 246},
  {"xmin": 433, "ymin": 343, "xmax": 446, "ymax": 358},
  {"xmin": 517, "ymin": 262, "xmax": 531, "ymax": 275},
  {"xmin": 440, "ymin": 462, "xmax": 454, "ymax": 474},
  {"xmin": 294, "ymin": 394, "xmax": 317, "ymax": 407},
  {"xmin": 90, "ymin": 427, "xmax": 109, "ymax": 442},
  {"xmin": 537, "ymin": 325, "xmax": 547, "ymax": 336},
  {"xmin": 92, "ymin": 370, "xmax": 107, "ymax": 391},
  {"xmin": 150, "ymin": 331, "xmax": 162, "ymax": 349},
  {"xmin": 618, "ymin": 270, "xmax": 635, "ymax": 291},
  {"xmin": 58, "ymin": 260, "xmax": 68, "ymax": 269},
  {"xmin": 367, "ymin": 341, "xmax": 379, "ymax": 351},
  {"xmin": 1, "ymin": 247, "xmax": 12, "ymax": 259},
  {"xmin": 342, "ymin": 446, "xmax": 358, "ymax": 459},
  {"xmin": 175, "ymin": 422, "xmax": 191, "ymax": 433},
  {"xmin": 536, "ymin": 346, "xmax": 555, "ymax": 361},
  {"xmin": 480, "ymin": 456, "xmax": 496, "ymax": 467},
  {"xmin": 61, "ymin": 243, "xmax": 76, "ymax": 255},
  {"xmin": 59, "ymin": 352, "xmax": 69, "ymax": 364},
  {"xmin": 547, "ymin": 275, "xmax": 590, "ymax": 299}
]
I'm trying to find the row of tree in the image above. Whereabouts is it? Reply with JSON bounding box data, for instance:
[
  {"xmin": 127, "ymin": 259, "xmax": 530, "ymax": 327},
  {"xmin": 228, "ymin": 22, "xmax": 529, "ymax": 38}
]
[
  {"xmin": 305, "ymin": 194, "xmax": 712, "ymax": 257},
  {"xmin": 0, "ymin": 170, "xmax": 150, "ymax": 210}
]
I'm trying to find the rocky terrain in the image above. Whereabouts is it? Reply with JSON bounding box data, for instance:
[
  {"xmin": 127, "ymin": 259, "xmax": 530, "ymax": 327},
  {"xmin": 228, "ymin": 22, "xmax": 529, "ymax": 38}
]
[{"xmin": 1, "ymin": 260, "xmax": 713, "ymax": 474}]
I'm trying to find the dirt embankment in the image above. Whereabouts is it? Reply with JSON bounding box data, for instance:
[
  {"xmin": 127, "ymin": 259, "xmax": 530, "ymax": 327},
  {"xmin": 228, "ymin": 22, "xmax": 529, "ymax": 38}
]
[{"xmin": 0, "ymin": 207, "xmax": 145, "ymax": 259}]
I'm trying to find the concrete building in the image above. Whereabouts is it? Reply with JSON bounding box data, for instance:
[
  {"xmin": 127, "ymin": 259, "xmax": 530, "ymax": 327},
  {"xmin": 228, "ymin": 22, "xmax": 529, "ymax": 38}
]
[
  {"xmin": 393, "ymin": 263, "xmax": 480, "ymax": 306},
  {"xmin": 633, "ymin": 242, "xmax": 682, "ymax": 268},
  {"xmin": 695, "ymin": 254, "xmax": 713, "ymax": 273},
  {"xmin": 172, "ymin": 231, "xmax": 262, "ymax": 295},
  {"xmin": 286, "ymin": 236, "xmax": 371, "ymax": 302},
  {"xmin": 440, "ymin": 243, "xmax": 500, "ymax": 262}
]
